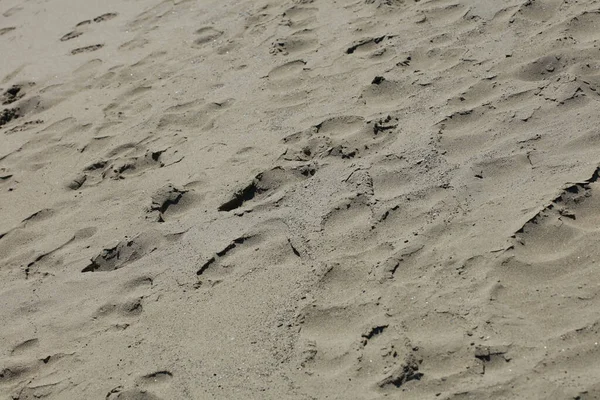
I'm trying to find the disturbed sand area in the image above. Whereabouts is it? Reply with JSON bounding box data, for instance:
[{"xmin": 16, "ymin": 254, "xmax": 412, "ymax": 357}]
[{"xmin": 2, "ymin": 0, "xmax": 600, "ymax": 398}]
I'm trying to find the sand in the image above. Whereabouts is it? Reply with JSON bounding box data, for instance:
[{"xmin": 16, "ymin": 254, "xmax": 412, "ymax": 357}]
[{"xmin": 2, "ymin": 0, "xmax": 600, "ymax": 398}]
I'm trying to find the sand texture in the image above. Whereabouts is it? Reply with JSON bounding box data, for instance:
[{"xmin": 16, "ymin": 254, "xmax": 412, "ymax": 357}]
[{"xmin": 2, "ymin": 0, "xmax": 600, "ymax": 398}]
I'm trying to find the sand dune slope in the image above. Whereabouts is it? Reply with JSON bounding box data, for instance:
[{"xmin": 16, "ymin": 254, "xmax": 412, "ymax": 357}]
[{"xmin": 3, "ymin": 0, "xmax": 600, "ymax": 398}]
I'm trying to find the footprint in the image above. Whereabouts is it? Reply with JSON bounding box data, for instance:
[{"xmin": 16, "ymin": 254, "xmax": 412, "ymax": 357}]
[
  {"xmin": 346, "ymin": 35, "xmax": 388, "ymax": 55},
  {"xmin": 474, "ymin": 345, "xmax": 511, "ymax": 376},
  {"xmin": 422, "ymin": 3, "xmax": 470, "ymax": 28},
  {"xmin": 3, "ymin": 6, "xmax": 22, "ymax": 18},
  {"xmin": 377, "ymin": 354, "xmax": 423, "ymax": 389},
  {"xmin": 21, "ymin": 227, "xmax": 97, "ymax": 279},
  {"xmin": 60, "ymin": 13, "xmax": 117, "ymax": 42},
  {"xmin": 192, "ymin": 27, "xmax": 223, "ymax": 47},
  {"xmin": 0, "ymin": 363, "xmax": 30, "ymax": 384},
  {"xmin": 217, "ymin": 165, "xmax": 315, "ymax": 212},
  {"xmin": 71, "ymin": 44, "xmax": 104, "ymax": 55},
  {"xmin": 80, "ymin": 145, "xmax": 167, "ymax": 186},
  {"xmin": 281, "ymin": 115, "xmax": 397, "ymax": 162},
  {"xmin": 60, "ymin": 21, "xmax": 90, "ymax": 42},
  {"xmin": 94, "ymin": 296, "xmax": 144, "ymax": 318},
  {"xmin": 359, "ymin": 78, "xmax": 410, "ymax": 106},
  {"xmin": 2, "ymin": 83, "xmax": 33, "ymax": 105},
  {"xmin": 365, "ymin": 0, "xmax": 406, "ymax": 8},
  {"xmin": 10, "ymin": 338, "xmax": 39, "ymax": 356},
  {"xmin": 0, "ymin": 107, "xmax": 19, "ymax": 128},
  {"xmin": 517, "ymin": 54, "xmax": 565, "ymax": 82},
  {"xmin": 119, "ymin": 36, "xmax": 149, "ymax": 51},
  {"xmin": 561, "ymin": 11, "xmax": 600, "ymax": 44},
  {"xmin": 137, "ymin": 370, "xmax": 173, "ymax": 386},
  {"xmin": 513, "ymin": 0, "xmax": 561, "ymax": 22},
  {"xmin": 90, "ymin": 276, "xmax": 153, "ymax": 333},
  {"xmin": 0, "ymin": 27, "xmax": 16, "ymax": 36},
  {"xmin": 296, "ymin": 304, "xmax": 383, "ymax": 375},
  {"xmin": 267, "ymin": 60, "xmax": 307, "ymax": 79},
  {"xmin": 281, "ymin": 6, "xmax": 318, "ymax": 28},
  {"xmin": 94, "ymin": 12, "xmax": 118, "ymax": 23},
  {"xmin": 156, "ymin": 99, "xmax": 232, "ymax": 132},
  {"xmin": 106, "ymin": 388, "xmax": 163, "ymax": 400},
  {"xmin": 0, "ymin": 208, "xmax": 79, "ymax": 278},
  {"xmin": 146, "ymin": 184, "xmax": 187, "ymax": 222},
  {"xmin": 514, "ymin": 169, "xmax": 600, "ymax": 264},
  {"xmin": 320, "ymin": 196, "xmax": 374, "ymax": 254},
  {"xmin": 82, "ymin": 231, "xmax": 169, "ymax": 273},
  {"xmin": 196, "ymin": 223, "xmax": 301, "ymax": 288},
  {"xmin": 4, "ymin": 119, "xmax": 44, "ymax": 135},
  {"xmin": 270, "ymin": 30, "xmax": 318, "ymax": 56},
  {"xmin": 60, "ymin": 31, "xmax": 83, "ymax": 42},
  {"xmin": 486, "ymin": 167, "xmax": 600, "ymax": 348}
]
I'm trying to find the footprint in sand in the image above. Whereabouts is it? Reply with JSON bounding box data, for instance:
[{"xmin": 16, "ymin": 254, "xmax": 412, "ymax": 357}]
[
  {"xmin": 0, "ymin": 27, "xmax": 16, "ymax": 36},
  {"xmin": 192, "ymin": 27, "xmax": 223, "ymax": 47},
  {"xmin": 71, "ymin": 44, "xmax": 104, "ymax": 55},
  {"xmin": 61, "ymin": 12, "xmax": 118, "ymax": 42}
]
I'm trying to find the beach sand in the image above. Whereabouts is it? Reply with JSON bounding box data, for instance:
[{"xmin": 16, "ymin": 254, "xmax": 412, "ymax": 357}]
[{"xmin": 2, "ymin": 0, "xmax": 600, "ymax": 398}]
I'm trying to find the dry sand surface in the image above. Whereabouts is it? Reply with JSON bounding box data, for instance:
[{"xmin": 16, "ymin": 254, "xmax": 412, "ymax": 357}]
[{"xmin": 2, "ymin": 0, "xmax": 600, "ymax": 398}]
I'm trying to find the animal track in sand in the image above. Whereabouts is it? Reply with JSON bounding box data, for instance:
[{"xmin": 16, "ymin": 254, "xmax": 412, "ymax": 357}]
[
  {"xmin": 360, "ymin": 77, "xmax": 413, "ymax": 106},
  {"xmin": 295, "ymin": 303, "xmax": 423, "ymax": 390},
  {"xmin": 217, "ymin": 164, "xmax": 315, "ymax": 212},
  {"xmin": 106, "ymin": 388, "xmax": 163, "ymax": 400},
  {"xmin": 1, "ymin": 352, "xmax": 74, "ymax": 394},
  {"xmin": 281, "ymin": 115, "xmax": 399, "ymax": 162},
  {"xmin": 0, "ymin": 27, "xmax": 16, "ymax": 36},
  {"xmin": 0, "ymin": 208, "xmax": 95, "ymax": 278},
  {"xmin": 1, "ymin": 86, "xmax": 22, "ymax": 105},
  {"xmin": 264, "ymin": 60, "xmax": 310, "ymax": 105},
  {"xmin": 157, "ymin": 99, "xmax": 232, "ymax": 132},
  {"xmin": 81, "ymin": 238, "xmax": 143, "ymax": 273},
  {"xmin": 517, "ymin": 54, "xmax": 565, "ymax": 82},
  {"xmin": 377, "ymin": 354, "xmax": 424, "ymax": 389},
  {"xmin": 92, "ymin": 276, "xmax": 154, "ymax": 329},
  {"xmin": 196, "ymin": 225, "xmax": 302, "ymax": 290},
  {"xmin": 473, "ymin": 345, "xmax": 511, "ymax": 376},
  {"xmin": 270, "ymin": 29, "xmax": 318, "ymax": 56},
  {"xmin": 146, "ymin": 184, "xmax": 188, "ymax": 222},
  {"xmin": 2, "ymin": 6, "xmax": 22, "ymax": 18},
  {"xmin": 421, "ymin": 3, "xmax": 471, "ymax": 28},
  {"xmin": 137, "ymin": 370, "xmax": 174, "ymax": 386},
  {"xmin": 319, "ymin": 195, "xmax": 377, "ymax": 254},
  {"xmin": 71, "ymin": 44, "xmax": 104, "ymax": 55},
  {"xmin": 78, "ymin": 145, "xmax": 167, "ymax": 187},
  {"xmin": 0, "ymin": 107, "xmax": 19, "ymax": 128},
  {"xmin": 94, "ymin": 296, "xmax": 144, "ymax": 318},
  {"xmin": 196, "ymin": 235, "xmax": 253, "ymax": 277},
  {"xmin": 2, "ymin": 83, "xmax": 33, "ymax": 105},
  {"xmin": 10, "ymin": 338, "xmax": 39, "ymax": 356},
  {"xmin": 94, "ymin": 13, "xmax": 118, "ymax": 23},
  {"xmin": 365, "ymin": 0, "xmax": 407, "ymax": 8},
  {"xmin": 82, "ymin": 231, "xmax": 175, "ymax": 273},
  {"xmin": 267, "ymin": 60, "xmax": 307, "ymax": 80},
  {"xmin": 281, "ymin": 5, "xmax": 318, "ymax": 28},
  {"xmin": 60, "ymin": 31, "xmax": 83, "ymax": 42},
  {"xmin": 192, "ymin": 27, "xmax": 223, "ymax": 47},
  {"xmin": 512, "ymin": 0, "xmax": 562, "ymax": 23},
  {"xmin": 346, "ymin": 36, "xmax": 388, "ymax": 55},
  {"xmin": 485, "ymin": 167, "xmax": 600, "ymax": 360},
  {"xmin": 60, "ymin": 12, "xmax": 118, "ymax": 42},
  {"xmin": 514, "ymin": 167, "xmax": 600, "ymax": 264}
]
